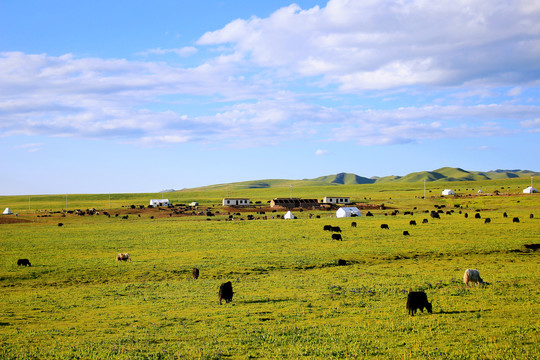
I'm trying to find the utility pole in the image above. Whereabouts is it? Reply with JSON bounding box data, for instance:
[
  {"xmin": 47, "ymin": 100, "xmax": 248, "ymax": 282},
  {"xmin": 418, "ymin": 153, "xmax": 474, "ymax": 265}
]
[
  {"xmin": 290, "ymin": 185, "xmax": 293, "ymax": 199},
  {"xmin": 424, "ymin": 179, "xmax": 426, "ymax": 199},
  {"xmin": 65, "ymin": 194, "xmax": 68, "ymax": 211}
]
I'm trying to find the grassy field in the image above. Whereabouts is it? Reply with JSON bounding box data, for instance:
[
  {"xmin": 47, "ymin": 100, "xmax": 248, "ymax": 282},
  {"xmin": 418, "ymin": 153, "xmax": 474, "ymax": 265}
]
[{"xmin": 1, "ymin": 179, "xmax": 539, "ymax": 359}]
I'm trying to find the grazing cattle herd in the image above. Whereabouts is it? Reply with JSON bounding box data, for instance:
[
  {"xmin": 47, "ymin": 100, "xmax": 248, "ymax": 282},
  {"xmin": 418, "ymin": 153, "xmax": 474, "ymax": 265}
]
[{"xmin": 13, "ymin": 201, "xmax": 536, "ymax": 312}]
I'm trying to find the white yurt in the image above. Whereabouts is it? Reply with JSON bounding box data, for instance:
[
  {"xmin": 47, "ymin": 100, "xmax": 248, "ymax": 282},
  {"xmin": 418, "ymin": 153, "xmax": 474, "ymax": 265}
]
[
  {"xmin": 523, "ymin": 186, "xmax": 538, "ymax": 194},
  {"xmin": 442, "ymin": 189, "xmax": 455, "ymax": 196},
  {"xmin": 3, "ymin": 208, "xmax": 13, "ymax": 215},
  {"xmin": 477, "ymin": 189, "xmax": 483, "ymax": 194},
  {"xmin": 283, "ymin": 211, "xmax": 295, "ymax": 219},
  {"xmin": 336, "ymin": 207, "xmax": 361, "ymax": 218}
]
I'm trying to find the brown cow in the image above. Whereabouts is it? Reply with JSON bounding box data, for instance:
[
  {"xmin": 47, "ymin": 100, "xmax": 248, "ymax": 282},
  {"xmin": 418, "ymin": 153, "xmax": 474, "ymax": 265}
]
[{"xmin": 116, "ymin": 253, "xmax": 131, "ymax": 262}]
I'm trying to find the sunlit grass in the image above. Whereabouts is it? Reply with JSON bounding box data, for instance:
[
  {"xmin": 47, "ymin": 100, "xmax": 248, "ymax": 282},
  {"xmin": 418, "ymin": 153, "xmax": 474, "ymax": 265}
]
[{"xmin": 0, "ymin": 181, "xmax": 539, "ymax": 359}]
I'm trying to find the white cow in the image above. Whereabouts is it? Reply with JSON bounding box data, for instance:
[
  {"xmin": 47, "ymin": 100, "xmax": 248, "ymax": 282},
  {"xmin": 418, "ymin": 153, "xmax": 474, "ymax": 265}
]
[{"xmin": 463, "ymin": 269, "xmax": 483, "ymax": 285}]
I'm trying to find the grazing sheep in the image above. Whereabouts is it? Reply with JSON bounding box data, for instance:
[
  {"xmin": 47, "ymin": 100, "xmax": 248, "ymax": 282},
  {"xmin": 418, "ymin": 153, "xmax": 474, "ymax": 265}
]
[
  {"xmin": 463, "ymin": 269, "xmax": 484, "ymax": 286},
  {"xmin": 380, "ymin": 224, "xmax": 389, "ymax": 229},
  {"xmin": 116, "ymin": 253, "xmax": 131, "ymax": 262},
  {"xmin": 192, "ymin": 268, "xmax": 200, "ymax": 279},
  {"xmin": 406, "ymin": 291, "xmax": 432, "ymax": 315},
  {"xmin": 331, "ymin": 233, "xmax": 343, "ymax": 241},
  {"xmin": 218, "ymin": 281, "xmax": 234, "ymax": 304},
  {"xmin": 17, "ymin": 259, "xmax": 31, "ymax": 267}
]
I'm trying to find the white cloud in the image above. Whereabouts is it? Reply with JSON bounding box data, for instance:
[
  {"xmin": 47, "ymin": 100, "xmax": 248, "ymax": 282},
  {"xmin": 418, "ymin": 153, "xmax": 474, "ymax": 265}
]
[
  {"xmin": 1, "ymin": 1, "xmax": 540, "ymax": 149},
  {"xmin": 139, "ymin": 47, "xmax": 198, "ymax": 57},
  {"xmin": 198, "ymin": 0, "xmax": 540, "ymax": 90},
  {"xmin": 315, "ymin": 149, "xmax": 327, "ymax": 155}
]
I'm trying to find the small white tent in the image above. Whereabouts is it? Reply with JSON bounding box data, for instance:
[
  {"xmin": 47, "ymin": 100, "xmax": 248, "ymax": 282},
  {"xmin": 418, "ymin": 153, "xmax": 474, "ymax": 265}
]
[
  {"xmin": 442, "ymin": 189, "xmax": 455, "ymax": 196},
  {"xmin": 336, "ymin": 207, "xmax": 361, "ymax": 218},
  {"xmin": 3, "ymin": 208, "xmax": 13, "ymax": 215},
  {"xmin": 284, "ymin": 211, "xmax": 295, "ymax": 219},
  {"xmin": 523, "ymin": 186, "xmax": 538, "ymax": 194},
  {"xmin": 477, "ymin": 189, "xmax": 483, "ymax": 194}
]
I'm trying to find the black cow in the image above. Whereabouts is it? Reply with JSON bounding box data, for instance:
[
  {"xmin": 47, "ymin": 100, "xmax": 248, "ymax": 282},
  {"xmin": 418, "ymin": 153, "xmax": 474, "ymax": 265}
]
[
  {"xmin": 17, "ymin": 259, "xmax": 31, "ymax": 267},
  {"xmin": 410, "ymin": 220, "xmax": 416, "ymax": 226},
  {"xmin": 366, "ymin": 211, "xmax": 374, "ymax": 217},
  {"xmin": 484, "ymin": 218, "xmax": 491, "ymax": 224},
  {"xmin": 331, "ymin": 226, "xmax": 342, "ymax": 233},
  {"xmin": 422, "ymin": 219, "xmax": 428, "ymax": 224},
  {"xmin": 337, "ymin": 259, "xmax": 347, "ymax": 266},
  {"xmin": 530, "ymin": 214, "xmax": 534, "ymax": 219},
  {"xmin": 192, "ymin": 268, "xmax": 200, "ymax": 280},
  {"xmin": 430, "ymin": 211, "xmax": 440, "ymax": 219},
  {"xmin": 503, "ymin": 212, "xmax": 508, "ymax": 218},
  {"xmin": 475, "ymin": 213, "xmax": 481, "ymax": 219},
  {"xmin": 218, "ymin": 281, "xmax": 234, "ymax": 304},
  {"xmin": 524, "ymin": 244, "xmax": 540, "ymax": 251},
  {"xmin": 332, "ymin": 233, "xmax": 343, "ymax": 241},
  {"xmin": 513, "ymin": 217, "xmax": 520, "ymax": 223},
  {"xmin": 58, "ymin": 223, "xmax": 64, "ymax": 227},
  {"xmin": 406, "ymin": 291, "xmax": 432, "ymax": 316},
  {"xmin": 351, "ymin": 222, "xmax": 357, "ymax": 228},
  {"xmin": 464, "ymin": 213, "xmax": 469, "ymax": 218},
  {"xmin": 380, "ymin": 224, "xmax": 389, "ymax": 229},
  {"xmin": 403, "ymin": 231, "xmax": 410, "ymax": 236},
  {"xmin": 323, "ymin": 225, "xmax": 332, "ymax": 231}
]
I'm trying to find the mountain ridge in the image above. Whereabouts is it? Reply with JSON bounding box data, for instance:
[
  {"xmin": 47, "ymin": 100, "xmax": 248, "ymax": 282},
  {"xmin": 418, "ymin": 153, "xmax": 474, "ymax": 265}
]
[{"xmin": 177, "ymin": 168, "xmax": 539, "ymax": 192}]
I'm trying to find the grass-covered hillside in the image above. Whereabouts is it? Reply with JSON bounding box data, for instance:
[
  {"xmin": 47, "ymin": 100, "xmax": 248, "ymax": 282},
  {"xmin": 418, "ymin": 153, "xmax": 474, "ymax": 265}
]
[{"xmin": 0, "ymin": 178, "xmax": 539, "ymax": 359}]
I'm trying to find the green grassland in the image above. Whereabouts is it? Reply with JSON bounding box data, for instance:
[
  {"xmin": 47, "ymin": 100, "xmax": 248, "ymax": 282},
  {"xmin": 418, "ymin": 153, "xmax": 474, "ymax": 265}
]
[{"xmin": 1, "ymin": 178, "xmax": 539, "ymax": 359}]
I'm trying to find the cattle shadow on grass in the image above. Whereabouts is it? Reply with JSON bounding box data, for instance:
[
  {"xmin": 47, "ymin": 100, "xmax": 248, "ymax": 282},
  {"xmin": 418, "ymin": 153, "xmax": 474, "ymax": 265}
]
[
  {"xmin": 242, "ymin": 298, "xmax": 292, "ymax": 304},
  {"xmin": 437, "ymin": 309, "xmax": 491, "ymax": 315}
]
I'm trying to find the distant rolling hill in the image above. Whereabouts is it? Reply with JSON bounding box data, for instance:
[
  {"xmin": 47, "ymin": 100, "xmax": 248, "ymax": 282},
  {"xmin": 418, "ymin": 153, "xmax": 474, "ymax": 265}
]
[{"xmin": 178, "ymin": 168, "xmax": 539, "ymax": 191}]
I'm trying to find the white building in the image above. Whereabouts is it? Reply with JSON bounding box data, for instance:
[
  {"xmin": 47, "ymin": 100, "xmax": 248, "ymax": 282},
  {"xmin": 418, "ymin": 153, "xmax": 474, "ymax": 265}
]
[
  {"xmin": 323, "ymin": 196, "xmax": 350, "ymax": 204},
  {"xmin": 523, "ymin": 186, "xmax": 538, "ymax": 194},
  {"xmin": 149, "ymin": 199, "xmax": 170, "ymax": 207},
  {"xmin": 442, "ymin": 189, "xmax": 455, "ymax": 196},
  {"xmin": 222, "ymin": 198, "xmax": 250, "ymax": 206},
  {"xmin": 336, "ymin": 207, "xmax": 361, "ymax": 218}
]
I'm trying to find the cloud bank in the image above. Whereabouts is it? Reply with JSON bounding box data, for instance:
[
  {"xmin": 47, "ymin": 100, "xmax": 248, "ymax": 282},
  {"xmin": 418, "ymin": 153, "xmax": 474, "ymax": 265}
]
[{"xmin": 1, "ymin": 0, "xmax": 540, "ymax": 147}]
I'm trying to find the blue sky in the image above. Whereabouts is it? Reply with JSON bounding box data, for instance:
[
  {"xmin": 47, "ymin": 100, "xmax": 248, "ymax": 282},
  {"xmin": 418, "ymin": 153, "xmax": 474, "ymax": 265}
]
[{"xmin": 1, "ymin": 0, "xmax": 539, "ymax": 195}]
